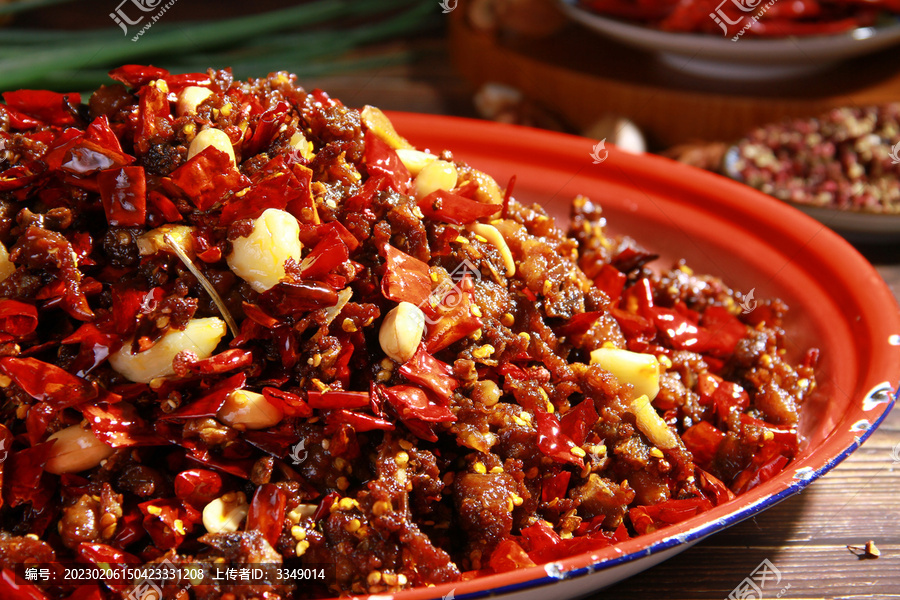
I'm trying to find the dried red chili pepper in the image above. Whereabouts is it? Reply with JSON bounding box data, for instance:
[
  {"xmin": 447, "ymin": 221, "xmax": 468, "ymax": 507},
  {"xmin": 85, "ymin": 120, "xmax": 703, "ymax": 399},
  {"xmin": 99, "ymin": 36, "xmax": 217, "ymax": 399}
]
[
  {"xmin": 519, "ymin": 520, "xmax": 615, "ymax": 564},
  {"xmin": 298, "ymin": 221, "xmax": 359, "ymax": 252},
  {"xmin": 300, "ymin": 233, "xmax": 350, "ymax": 280},
  {"xmin": 262, "ymin": 388, "xmax": 312, "ymax": 418},
  {"xmin": 488, "ymin": 539, "xmax": 536, "ymax": 573},
  {"xmin": 535, "ymin": 411, "xmax": 583, "ymax": 468},
  {"xmin": 97, "ymin": 166, "xmax": 147, "ymax": 227},
  {"xmin": 134, "ymin": 82, "xmax": 173, "ymax": 155},
  {"xmin": 218, "ymin": 159, "xmax": 300, "ymax": 224},
  {"xmin": 698, "ymin": 305, "xmax": 746, "ymax": 358},
  {"xmin": 0, "ymin": 357, "xmax": 97, "ymax": 407},
  {"xmin": 628, "ymin": 496, "xmax": 713, "ymax": 535},
  {"xmin": 650, "ymin": 303, "xmax": 745, "ymax": 359},
  {"xmin": 417, "ymin": 189, "xmax": 502, "ymax": 225},
  {"xmin": 14, "ymin": 225, "xmax": 94, "ymax": 321},
  {"xmin": 382, "ymin": 385, "xmax": 456, "ymax": 423},
  {"xmin": 107, "ymin": 64, "xmax": 170, "ymax": 88},
  {"xmin": 381, "ymin": 244, "xmax": 432, "ymax": 306},
  {"xmin": 178, "ymin": 349, "xmax": 254, "ymax": 376},
  {"xmin": 697, "ymin": 371, "xmax": 750, "ymax": 422},
  {"xmin": 307, "ymin": 390, "xmax": 370, "ymax": 410},
  {"xmin": 75, "ymin": 541, "xmax": 140, "ymax": 567},
  {"xmin": 364, "ymin": 129, "xmax": 411, "ymax": 194},
  {"xmin": 344, "ymin": 172, "xmax": 389, "ymax": 213},
  {"xmin": 0, "ymin": 162, "xmax": 45, "ymax": 191},
  {"xmin": 147, "ymin": 190, "xmax": 182, "ymax": 222},
  {"xmin": 740, "ymin": 414, "xmax": 799, "ymax": 455},
  {"xmin": 138, "ymin": 498, "xmax": 198, "ymax": 549},
  {"xmin": 424, "ymin": 275, "xmax": 482, "ymax": 352},
  {"xmin": 312, "ymin": 491, "xmax": 339, "ymax": 523},
  {"xmin": 681, "ymin": 421, "xmax": 726, "ymax": 469},
  {"xmin": 0, "ymin": 299, "xmax": 38, "ymax": 336},
  {"xmin": 185, "ymin": 448, "xmax": 255, "ymax": 480},
  {"xmin": 540, "ymin": 470, "xmax": 571, "ymax": 504},
  {"xmin": 324, "ymin": 410, "xmax": 394, "ymax": 433},
  {"xmin": 246, "ymin": 483, "xmax": 287, "ymax": 546},
  {"xmin": 241, "ymin": 302, "xmax": 281, "ymax": 329},
  {"xmin": 593, "ymin": 264, "xmax": 627, "ymax": 302},
  {"xmin": 161, "ymin": 372, "xmax": 247, "ymax": 420},
  {"xmin": 162, "ymin": 72, "xmax": 213, "ymax": 94},
  {"xmin": 2, "ymin": 90, "xmax": 80, "ymax": 126},
  {"xmin": 259, "ymin": 281, "xmax": 339, "ymax": 316},
  {"xmin": 3, "ymin": 442, "xmax": 54, "ymax": 509},
  {"xmin": 696, "ymin": 468, "xmax": 735, "ymax": 506},
  {"xmin": 398, "ymin": 347, "xmax": 459, "ymax": 402},
  {"xmin": 81, "ymin": 402, "xmax": 167, "ymax": 448},
  {"xmin": 168, "ymin": 146, "xmax": 248, "ymax": 211},
  {"xmin": 0, "ymin": 568, "xmax": 51, "ymax": 600},
  {"xmin": 244, "ymin": 101, "xmax": 292, "ymax": 156},
  {"xmin": 559, "ymin": 398, "xmax": 598, "ymax": 447},
  {"xmin": 174, "ymin": 469, "xmax": 224, "ymax": 508},
  {"xmin": 732, "ymin": 453, "xmax": 790, "ymax": 494}
]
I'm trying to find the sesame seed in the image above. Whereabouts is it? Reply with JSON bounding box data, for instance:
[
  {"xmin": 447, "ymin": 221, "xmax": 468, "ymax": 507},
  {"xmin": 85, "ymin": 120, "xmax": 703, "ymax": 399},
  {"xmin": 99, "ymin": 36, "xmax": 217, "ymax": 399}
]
[
  {"xmin": 472, "ymin": 344, "xmax": 495, "ymax": 359},
  {"xmin": 345, "ymin": 518, "xmax": 361, "ymax": 533}
]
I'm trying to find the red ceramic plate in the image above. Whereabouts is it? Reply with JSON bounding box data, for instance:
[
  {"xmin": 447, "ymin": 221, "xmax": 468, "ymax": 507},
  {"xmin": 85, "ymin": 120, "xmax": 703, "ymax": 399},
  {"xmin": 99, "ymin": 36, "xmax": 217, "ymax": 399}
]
[{"xmin": 342, "ymin": 113, "xmax": 900, "ymax": 600}]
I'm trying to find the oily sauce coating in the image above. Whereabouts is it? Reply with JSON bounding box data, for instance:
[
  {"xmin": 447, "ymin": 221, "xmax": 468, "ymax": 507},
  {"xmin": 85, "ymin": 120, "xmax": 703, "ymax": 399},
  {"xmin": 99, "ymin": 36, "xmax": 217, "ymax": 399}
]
[{"xmin": 0, "ymin": 67, "xmax": 816, "ymax": 600}]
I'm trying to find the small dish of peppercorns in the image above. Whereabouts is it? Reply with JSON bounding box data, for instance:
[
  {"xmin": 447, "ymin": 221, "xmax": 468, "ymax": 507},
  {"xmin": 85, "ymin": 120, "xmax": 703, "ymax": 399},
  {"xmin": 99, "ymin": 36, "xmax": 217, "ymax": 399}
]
[{"xmin": 723, "ymin": 104, "xmax": 900, "ymax": 240}]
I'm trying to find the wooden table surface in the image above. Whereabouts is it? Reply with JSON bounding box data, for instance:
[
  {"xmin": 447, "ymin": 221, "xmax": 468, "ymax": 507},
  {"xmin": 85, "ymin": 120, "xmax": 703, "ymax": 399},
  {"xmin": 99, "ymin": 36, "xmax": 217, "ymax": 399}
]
[{"xmin": 309, "ymin": 44, "xmax": 900, "ymax": 600}]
